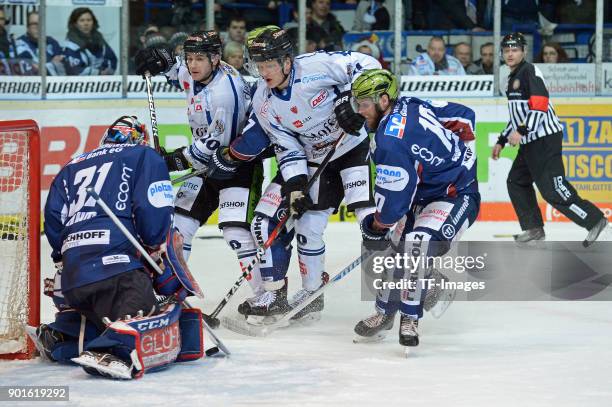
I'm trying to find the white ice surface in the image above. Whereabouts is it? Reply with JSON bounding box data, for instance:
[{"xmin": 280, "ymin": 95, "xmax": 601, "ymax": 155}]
[{"xmin": 1, "ymin": 221, "xmax": 611, "ymax": 407}]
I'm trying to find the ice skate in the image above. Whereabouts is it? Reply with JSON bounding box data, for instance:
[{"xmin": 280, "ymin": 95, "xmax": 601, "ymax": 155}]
[
  {"xmin": 424, "ymin": 269, "xmax": 456, "ymax": 319},
  {"xmin": 583, "ymin": 217, "xmax": 609, "ymax": 248},
  {"xmin": 72, "ymin": 351, "xmax": 134, "ymax": 380},
  {"xmin": 25, "ymin": 324, "xmax": 63, "ymax": 361},
  {"xmin": 289, "ymin": 289, "xmax": 324, "ymax": 323},
  {"xmin": 353, "ymin": 311, "xmax": 395, "ymax": 343},
  {"xmin": 513, "ymin": 227, "xmax": 545, "ymax": 245},
  {"xmin": 237, "ymin": 280, "xmax": 290, "ymax": 326},
  {"xmin": 399, "ymin": 314, "xmax": 419, "ymax": 355}
]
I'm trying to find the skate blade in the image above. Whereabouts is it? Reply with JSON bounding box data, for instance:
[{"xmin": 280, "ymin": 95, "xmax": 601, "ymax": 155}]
[
  {"xmin": 403, "ymin": 346, "xmax": 413, "ymax": 358},
  {"xmin": 221, "ymin": 316, "xmax": 271, "ymax": 337},
  {"xmin": 25, "ymin": 325, "xmax": 50, "ymax": 362},
  {"xmin": 430, "ymin": 287, "xmax": 457, "ymax": 319},
  {"xmin": 245, "ymin": 314, "xmax": 289, "ymax": 327},
  {"xmin": 71, "ymin": 355, "xmax": 132, "ymax": 380},
  {"xmin": 352, "ymin": 332, "xmax": 387, "ymax": 344}
]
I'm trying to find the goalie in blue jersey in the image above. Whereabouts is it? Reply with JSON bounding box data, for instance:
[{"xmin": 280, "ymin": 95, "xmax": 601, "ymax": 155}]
[{"xmin": 35, "ymin": 116, "xmax": 205, "ymax": 379}]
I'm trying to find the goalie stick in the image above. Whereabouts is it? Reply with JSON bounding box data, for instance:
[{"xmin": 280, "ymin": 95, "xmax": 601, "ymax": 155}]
[
  {"xmin": 204, "ymin": 132, "xmax": 350, "ymax": 329},
  {"xmin": 222, "ymin": 253, "xmax": 365, "ymax": 337}
]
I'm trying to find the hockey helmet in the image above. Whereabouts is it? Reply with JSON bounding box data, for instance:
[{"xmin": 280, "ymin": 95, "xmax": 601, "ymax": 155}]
[
  {"xmin": 352, "ymin": 69, "xmax": 399, "ymax": 103},
  {"xmin": 183, "ymin": 30, "xmax": 222, "ymax": 56},
  {"xmin": 501, "ymin": 32, "xmax": 527, "ymax": 50},
  {"xmin": 101, "ymin": 116, "xmax": 148, "ymax": 146}
]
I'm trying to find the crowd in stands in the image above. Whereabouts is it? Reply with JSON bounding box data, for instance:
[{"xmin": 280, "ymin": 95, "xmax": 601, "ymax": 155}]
[{"xmin": 0, "ymin": 1, "xmax": 609, "ymax": 76}]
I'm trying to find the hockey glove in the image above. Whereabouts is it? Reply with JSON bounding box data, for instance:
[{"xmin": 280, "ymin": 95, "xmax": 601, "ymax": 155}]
[
  {"xmin": 334, "ymin": 91, "xmax": 366, "ymax": 136},
  {"xmin": 360, "ymin": 213, "xmax": 390, "ymax": 251},
  {"xmin": 206, "ymin": 148, "xmax": 241, "ymax": 180},
  {"xmin": 161, "ymin": 147, "xmax": 191, "ymax": 172},
  {"xmin": 135, "ymin": 47, "xmax": 174, "ymax": 77},
  {"xmin": 281, "ymin": 175, "xmax": 313, "ymax": 220}
]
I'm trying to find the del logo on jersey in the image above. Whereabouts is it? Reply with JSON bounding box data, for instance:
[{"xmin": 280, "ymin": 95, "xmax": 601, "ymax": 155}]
[{"xmin": 384, "ymin": 114, "xmax": 406, "ymax": 139}]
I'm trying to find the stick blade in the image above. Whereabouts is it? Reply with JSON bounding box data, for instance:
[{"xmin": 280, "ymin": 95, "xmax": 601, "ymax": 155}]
[{"xmin": 221, "ymin": 316, "xmax": 270, "ymax": 337}]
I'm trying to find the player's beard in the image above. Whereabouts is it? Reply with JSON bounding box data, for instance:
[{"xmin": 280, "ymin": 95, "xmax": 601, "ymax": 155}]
[{"xmin": 369, "ymin": 103, "xmax": 385, "ymax": 131}]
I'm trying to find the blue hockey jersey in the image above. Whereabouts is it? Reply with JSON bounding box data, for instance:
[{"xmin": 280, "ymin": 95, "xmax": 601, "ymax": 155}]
[
  {"xmin": 44, "ymin": 144, "xmax": 174, "ymax": 292},
  {"xmin": 373, "ymin": 97, "xmax": 478, "ymax": 227}
]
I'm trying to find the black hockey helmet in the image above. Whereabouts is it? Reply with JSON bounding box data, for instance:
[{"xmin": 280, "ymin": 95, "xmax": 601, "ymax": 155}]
[
  {"xmin": 247, "ymin": 28, "xmax": 293, "ymax": 63},
  {"xmin": 183, "ymin": 30, "xmax": 222, "ymax": 55},
  {"xmin": 501, "ymin": 32, "xmax": 527, "ymax": 50}
]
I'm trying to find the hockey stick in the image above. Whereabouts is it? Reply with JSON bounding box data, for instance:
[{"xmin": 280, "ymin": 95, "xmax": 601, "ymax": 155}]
[
  {"xmin": 222, "ymin": 253, "xmax": 365, "ymax": 337},
  {"xmin": 204, "ymin": 132, "xmax": 350, "ymax": 328},
  {"xmin": 171, "ymin": 168, "xmax": 206, "ymax": 185},
  {"xmin": 493, "ymin": 234, "xmax": 514, "ymax": 238},
  {"xmin": 144, "ymin": 72, "xmax": 161, "ymax": 152}
]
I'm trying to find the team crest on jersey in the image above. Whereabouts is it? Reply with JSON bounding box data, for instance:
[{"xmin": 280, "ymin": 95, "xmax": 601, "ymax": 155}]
[
  {"xmin": 290, "ymin": 106, "xmax": 298, "ymax": 114},
  {"xmin": 293, "ymin": 120, "xmax": 303, "ymax": 128},
  {"xmin": 384, "ymin": 114, "xmax": 407, "ymax": 139}
]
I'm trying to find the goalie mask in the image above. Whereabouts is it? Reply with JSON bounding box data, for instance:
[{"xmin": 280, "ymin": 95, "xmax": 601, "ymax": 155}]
[{"xmin": 101, "ymin": 116, "xmax": 148, "ymax": 146}]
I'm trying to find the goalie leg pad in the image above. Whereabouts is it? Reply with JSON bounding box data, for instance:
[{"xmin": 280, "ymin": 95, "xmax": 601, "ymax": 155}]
[
  {"xmin": 176, "ymin": 308, "xmax": 205, "ymax": 362},
  {"xmin": 83, "ymin": 303, "xmax": 183, "ymax": 379},
  {"xmin": 42, "ymin": 309, "xmax": 101, "ymax": 363}
]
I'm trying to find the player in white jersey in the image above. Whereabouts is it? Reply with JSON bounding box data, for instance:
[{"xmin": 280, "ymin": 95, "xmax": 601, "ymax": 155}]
[
  {"xmin": 227, "ymin": 27, "xmax": 381, "ymax": 322},
  {"xmin": 134, "ymin": 31, "xmax": 264, "ymax": 298}
]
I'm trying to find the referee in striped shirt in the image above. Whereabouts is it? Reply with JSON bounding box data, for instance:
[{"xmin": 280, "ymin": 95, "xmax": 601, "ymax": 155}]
[{"xmin": 492, "ymin": 33, "xmax": 607, "ymax": 246}]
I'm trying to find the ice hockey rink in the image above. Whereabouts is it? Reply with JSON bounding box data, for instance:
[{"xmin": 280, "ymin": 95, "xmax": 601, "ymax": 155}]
[{"xmin": 0, "ymin": 221, "xmax": 611, "ymax": 407}]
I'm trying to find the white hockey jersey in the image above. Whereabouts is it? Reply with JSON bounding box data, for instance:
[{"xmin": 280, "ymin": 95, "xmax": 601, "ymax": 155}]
[
  {"xmin": 166, "ymin": 60, "xmax": 251, "ymax": 163},
  {"xmin": 251, "ymin": 51, "xmax": 381, "ymax": 181}
]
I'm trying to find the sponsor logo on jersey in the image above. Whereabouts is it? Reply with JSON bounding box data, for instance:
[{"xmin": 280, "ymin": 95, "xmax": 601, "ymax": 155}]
[
  {"xmin": 102, "ymin": 254, "xmax": 130, "ymax": 265},
  {"xmin": 148, "ymin": 180, "xmax": 174, "ymax": 208},
  {"xmin": 219, "ymin": 201, "xmax": 245, "ymax": 209},
  {"xmin": 384, "ymin": 114, "xmax": 406, "ymax": 139},
  {"xmin": 410, "ymin": 144, "xmax": 445, "ymax": 166},
  {"xmin": 343, "ymin": 180, "xmax": 367, "ymax": 189},
  {"xmin": 61, "ymin": 229, "xmax": 110, "ymax": 253},
  {"xmin": 301, "ymin": 72, "xmax": 329, "ymax": 84},
  {"xmin": 115, "ymin": 165, "xmax": 133, "ymax": 211},
  {"xmin": 375, "ymin": 165, "xmax": 409, "ymax": 191},
  {"xmin": 290, "ymin": 106, "xmax": 298, "ymax": 114},
  {"xmin": 310, "ymin": 89, "xmax": 328, "ymax": 108}
]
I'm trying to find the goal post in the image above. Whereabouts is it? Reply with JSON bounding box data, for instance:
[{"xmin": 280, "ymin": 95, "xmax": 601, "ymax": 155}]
[{"xmin": 0, "ymin": 120, "xmax": 40, "ymax": 359}]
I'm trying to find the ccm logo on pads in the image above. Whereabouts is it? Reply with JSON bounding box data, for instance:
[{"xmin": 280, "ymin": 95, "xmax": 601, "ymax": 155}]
[
  {"xmin": 310, "ymin": 89, "xmax": 328, "ymax": 108},
  {"xmin": 148, "ymin": 180, "xmax": 174, "ymax": 208}
]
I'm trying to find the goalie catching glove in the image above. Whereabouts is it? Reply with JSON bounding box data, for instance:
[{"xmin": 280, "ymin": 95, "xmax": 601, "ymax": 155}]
[
  {"xmin": 334, "ymin": 90, "xmax": 366, "ymax": 136},
  {"xmin": 281, "ymin": 175, "xmax": 313, "ymax": 219}
]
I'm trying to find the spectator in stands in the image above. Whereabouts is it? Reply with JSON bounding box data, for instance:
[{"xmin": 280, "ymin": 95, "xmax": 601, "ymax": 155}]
[
  {"xmin": 409, "ymin": 36, "xmax": 465, "ymax": 75},
  {"xmin": 556, "ymin": 0, "xmax": 595, "ymax": 24},
  {"xmin": 536, "ymin": 42, "xmax": 569, "ymax": 63},
  {"xmin": 226, "ymin": 16, "xmax": 247, "ymax": 45},
  {"xmin": 351, "ymin": 35, "xmax": 389, "ymax": 69},
  {"xmin": 170, "ymin": 32, "xmax": 189, "ymax": 57},
  {"xmin": 352, "ymin": 0, "xmax": 391, "ymax": 31},
  {"xmin": 474, "ymin": 42, "xmax": 494, "ymax": 74},
  {"xmin": 15, "ymin": 11, "xmax": 66, "ymax": 76},
  {"xmin": 171, "ymin": 0, "xmax": 202, "ymax": 33},
  {"xmin": 502, "ymin": 0, "xmax": 539, "ymax": 31},
  {"xmin": 63, "ymin": 7, "xmax": 118, "ymax": 75},
  {"xmin": 138, "ymin": 24, "xmax": 160, "ymax": 50},
  {"xmin": 310, "ymin": 0, "xmax": 345, "ymax": 51},
  {"xmin": 427, "ymin": 0, "xmax": 486, "ymax": 31},
  {"xmin": 223, "ymin": 41, "xmax": 249, "ymax": 76},
  {"xmin": 0, "ymin": 7, "xmax": 15, "ymax": 75},
  {"xmin": 454, "ymin": 42, "xmax": 484, "ymax": 75},
  {"xmin": 144, "ymin": 32, "xmax": 170, "ymax": 54}
]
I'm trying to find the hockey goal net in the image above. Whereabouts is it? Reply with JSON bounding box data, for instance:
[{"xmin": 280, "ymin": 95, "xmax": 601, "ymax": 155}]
[{"xmin": 0, "ymin": 120, "xmax": 40, "ymax": 359}]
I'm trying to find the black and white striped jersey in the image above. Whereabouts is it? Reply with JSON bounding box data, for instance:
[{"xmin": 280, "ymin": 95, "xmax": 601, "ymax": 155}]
[{"xmin": 498, "ymin": 60, "xmax": 564, "ymax": 145}]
